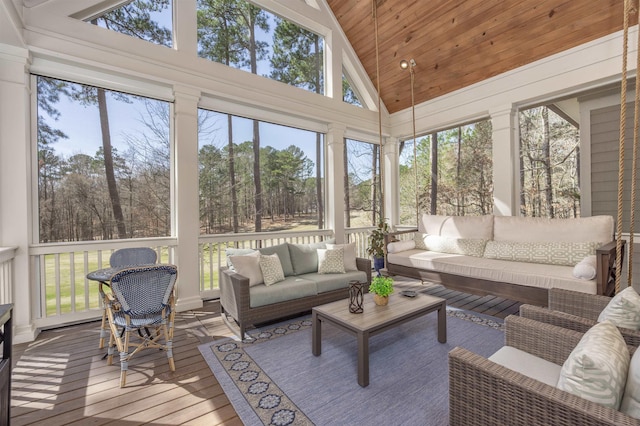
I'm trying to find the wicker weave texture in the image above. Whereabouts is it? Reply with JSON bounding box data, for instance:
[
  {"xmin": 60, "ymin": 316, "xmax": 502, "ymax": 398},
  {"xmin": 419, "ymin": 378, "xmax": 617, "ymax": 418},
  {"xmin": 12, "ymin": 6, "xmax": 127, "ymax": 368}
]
[
  {"xmin": 449, "ymin": 315, "xmax": 640, "ymax": 426},
  {"xmin": 220, "ymin": 257, "xmax": 371, "ymax": 339}
]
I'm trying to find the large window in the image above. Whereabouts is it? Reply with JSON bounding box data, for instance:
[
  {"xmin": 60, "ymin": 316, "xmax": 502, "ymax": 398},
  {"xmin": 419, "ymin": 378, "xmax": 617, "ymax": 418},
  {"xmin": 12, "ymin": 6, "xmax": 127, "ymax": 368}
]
[
  {"xmin": 86, "ymin": 0, "xmax": 173, "ymax": 47},
  {"xmin": 399, "ymin": 120, "xmax": 493, "ymax": 224},
  {"xmin": 344, "ymin": 139, "xmax": 382, "ymax": 226},
  {"xmin": 197, "ymin": 0, "xmax": 324, "ymax": 95},
  {"xmin": 197, "ymin": 110, "xmax": 325, "ymax": 234},
  {"xmin": 519, "ymin": 106, "xmax": 580, "ymax": 218},
  {"xmin": 36, "ymin": 76, "xmax": 171, "ymax": 243}
]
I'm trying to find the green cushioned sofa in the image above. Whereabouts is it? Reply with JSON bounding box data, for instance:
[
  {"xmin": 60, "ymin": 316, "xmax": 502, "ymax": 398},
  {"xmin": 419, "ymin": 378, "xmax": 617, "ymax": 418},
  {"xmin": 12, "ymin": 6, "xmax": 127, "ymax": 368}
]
[{"xmin": 220, "ymin": 242, "xmax": 372, "ymax": 339}]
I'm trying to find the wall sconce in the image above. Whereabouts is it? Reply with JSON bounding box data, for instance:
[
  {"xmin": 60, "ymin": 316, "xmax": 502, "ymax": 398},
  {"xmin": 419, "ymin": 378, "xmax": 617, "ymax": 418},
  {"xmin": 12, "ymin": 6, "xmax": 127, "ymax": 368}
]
[{"xmin": 400, "ymin": 58, "xmax": 419, "ymax": 223}]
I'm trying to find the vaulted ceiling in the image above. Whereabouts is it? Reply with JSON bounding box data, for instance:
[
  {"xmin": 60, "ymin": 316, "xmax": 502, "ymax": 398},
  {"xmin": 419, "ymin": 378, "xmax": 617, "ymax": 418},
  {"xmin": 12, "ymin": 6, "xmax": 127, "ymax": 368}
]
[{"xmin": 327, "ymin": 0, "xmax": 634, "ymax": 114}]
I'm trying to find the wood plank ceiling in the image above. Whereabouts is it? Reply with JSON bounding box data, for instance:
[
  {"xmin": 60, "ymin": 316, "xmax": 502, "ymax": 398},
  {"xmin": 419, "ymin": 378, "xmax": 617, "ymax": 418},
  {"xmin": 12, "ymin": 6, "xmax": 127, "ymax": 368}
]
[{"xmin": 327, "ymin": 0, "xmax": 634, "ymax": 114}]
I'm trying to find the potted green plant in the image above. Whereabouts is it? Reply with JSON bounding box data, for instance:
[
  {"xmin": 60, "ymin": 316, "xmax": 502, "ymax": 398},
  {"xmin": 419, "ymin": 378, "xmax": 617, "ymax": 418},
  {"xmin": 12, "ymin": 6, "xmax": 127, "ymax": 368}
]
[
  {"xmin": 369, "ymin": 275, "xmax": 394, "ymax": 306},
  {"xmin": 366, "ymin": 220, "xmax": 389, "ymax": 275}
]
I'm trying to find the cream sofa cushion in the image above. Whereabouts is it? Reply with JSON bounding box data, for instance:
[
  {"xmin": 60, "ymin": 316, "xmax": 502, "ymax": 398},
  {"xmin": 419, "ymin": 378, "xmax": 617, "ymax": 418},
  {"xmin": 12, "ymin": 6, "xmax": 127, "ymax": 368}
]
[
  {"xmin": 415, "ymin": 234, "xmax": 487, "ymax": 257},
  {"xmin": 418, "ymin": 214, "xmax": 493, "ymax": 239},
  {"xmin": 493, "ymin": 215, "xmax": 613, "ymax": 243},
  {"xmin": 387, "ymin": 249, "xmax": 598, "ymax": 294},
  {"xmin": 489, "ymin": 346, "xmax": 562, "ymax": 387}
]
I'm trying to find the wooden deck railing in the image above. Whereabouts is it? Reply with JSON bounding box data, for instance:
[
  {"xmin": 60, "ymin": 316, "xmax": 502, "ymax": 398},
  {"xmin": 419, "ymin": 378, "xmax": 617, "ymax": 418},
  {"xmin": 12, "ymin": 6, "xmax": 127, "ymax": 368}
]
[
  {"xmin": 26, "ymin": 228, "xmax": 381, "ymax": 328},
  {"xmin": 29, "ymin": 238, "xmax": 176, "ymax": 328}
]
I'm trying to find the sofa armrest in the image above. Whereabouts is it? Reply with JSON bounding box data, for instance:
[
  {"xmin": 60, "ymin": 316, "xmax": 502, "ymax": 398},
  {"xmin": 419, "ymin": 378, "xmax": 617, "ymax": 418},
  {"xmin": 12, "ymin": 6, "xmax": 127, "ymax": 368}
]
[
  {"xmin": 597, "ymin": 240, "xmax": 626, "ymax": 296},
  {"xmin": 503, "ymin": 315, "xmax": 583, "ymax": 366},
  {"xmin": 219, "ymin": 266, "xmax": 250, "ymax": 321},
  {"xmin": 356, "ymin": 257, "xmax": 372, "ymax": 288},
  {"xmin": 548, "ymin": 287, "xmax": 611, "ymax": 320},
  {"xmin": 449, "ymin": 346, "xmax": 637, "ymax": 426},
  {"xmin": 384, "ymin": 228, "xmax": 418, "ymax": 246}
]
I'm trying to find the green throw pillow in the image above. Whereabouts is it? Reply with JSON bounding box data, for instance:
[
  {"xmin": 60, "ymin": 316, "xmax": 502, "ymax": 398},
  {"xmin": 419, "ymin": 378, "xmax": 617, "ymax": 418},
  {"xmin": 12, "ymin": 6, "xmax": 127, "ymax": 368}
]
[{"xmin": 288, "ymin": 242, "xmax": 327, "ymax": 275}]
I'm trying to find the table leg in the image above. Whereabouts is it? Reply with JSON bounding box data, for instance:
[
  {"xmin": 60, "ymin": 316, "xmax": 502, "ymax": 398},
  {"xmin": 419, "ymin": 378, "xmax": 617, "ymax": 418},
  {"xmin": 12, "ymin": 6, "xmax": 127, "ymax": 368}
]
[
  {"xmin": 357, "ymin": 331, "xmax": 370, "ymax": 387},
  {"xmin": 438, "ymin": 302, "xmax": 447, "ymax": 343},
  {"xmin": 312, "ymin": 311, "xmax": 321, "ymax": 356}
]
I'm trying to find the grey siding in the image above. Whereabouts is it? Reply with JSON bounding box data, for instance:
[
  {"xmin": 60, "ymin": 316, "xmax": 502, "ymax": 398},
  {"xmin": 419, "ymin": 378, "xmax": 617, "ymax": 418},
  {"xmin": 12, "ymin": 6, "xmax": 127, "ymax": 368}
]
[
  {"xmin": 591, "ymin": 102, "xmax": 639, "ymax": 288},
  {"xmin": 591, "ymin": 103, "xmax": 638, "ymax": 231}
]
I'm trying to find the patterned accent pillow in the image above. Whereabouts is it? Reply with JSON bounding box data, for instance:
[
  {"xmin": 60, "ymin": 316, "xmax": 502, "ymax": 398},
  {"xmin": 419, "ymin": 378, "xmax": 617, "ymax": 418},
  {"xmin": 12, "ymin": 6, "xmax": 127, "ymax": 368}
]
[
  {"xmin": 317, "ymin": 247, "xmax": 346, "ymax": 274},
  {"xmin": 259, "ymin": 254, "xmax": 285, "ymax": 286},
  {"xmin": 621, "ymin": 345, "xmax": 640, "ymax": 418},
  {"xmin": 228, "ymin": 251, "xmax": 263, "ymax": 286},
  {"xmin": 597, "ymin": 286, "xmax": 640, "ymax": 330},
  {"xmin": 414, "ymin": 233, "xmax": 428, "ymax": 250},
  {"xmin": 326, "ymin": 243, "xmax": 358, "ymax": 271},
  {"xmin": 483, "ymin": 241, "xmax": 600, "ymax": 266},
  {"xmin": 557, "ymin": 320, "xmax": 630, "ymax": 410}
]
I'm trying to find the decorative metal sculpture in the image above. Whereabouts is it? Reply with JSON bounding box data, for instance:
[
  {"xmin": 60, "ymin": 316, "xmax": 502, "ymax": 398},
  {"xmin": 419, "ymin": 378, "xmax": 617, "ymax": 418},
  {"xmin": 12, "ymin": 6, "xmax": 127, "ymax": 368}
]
[{"xmin": 349, "ymin": 280, "xmax": 364, "ymax": 314}]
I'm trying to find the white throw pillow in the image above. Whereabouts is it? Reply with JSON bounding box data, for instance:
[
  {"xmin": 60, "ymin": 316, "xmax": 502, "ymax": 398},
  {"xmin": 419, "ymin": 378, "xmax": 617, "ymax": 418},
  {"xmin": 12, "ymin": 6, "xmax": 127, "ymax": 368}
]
[
  {"xmin": 557, "ymin": 320, "xmax": 630, "ymax": 410},
  {"xmin": 597, "ymin": 286, "xmax": 640, "ymax": 330},
  {"xmin": 226, "ymin": 248, "xmax": 257, "ymax": 270},
  {"xmin": 572, "ymin": 255, "xmax": 597, "ymax": 280},
  {"xmin": 229, "ymin": 251, "xmax": 263, "ymax": 286},
  {"xmin": 259, "ymin": 253, "xmax": 285, "ymax": 286},
  {"xmin": 621, "ymin": 345, "xmax": 640, "ymax": 419},
  {"xmin": 317, "ymin": 247, "xmax": 346, "ymax": 274},
  {"xmin": 326, "ymin": 242, "xmax": 357, "ymax": 271},
  {"xmin": 387, "ymin": 240, "xmax": 416, "ymax": 253}
]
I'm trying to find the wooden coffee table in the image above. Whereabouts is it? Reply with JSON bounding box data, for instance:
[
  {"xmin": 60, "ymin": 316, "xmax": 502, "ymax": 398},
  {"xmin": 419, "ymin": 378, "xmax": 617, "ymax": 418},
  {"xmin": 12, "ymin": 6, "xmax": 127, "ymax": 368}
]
[{"xmin": 312, "ymin": 291, "xmax": 446, "ymax": 387}]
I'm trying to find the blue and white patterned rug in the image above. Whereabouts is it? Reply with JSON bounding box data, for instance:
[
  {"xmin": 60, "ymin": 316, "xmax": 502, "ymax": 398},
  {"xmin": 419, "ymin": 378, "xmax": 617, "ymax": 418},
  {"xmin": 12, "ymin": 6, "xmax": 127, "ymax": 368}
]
[{"xmin": 199, "ymin": 307, "xmax": 503, "ymax": 426}]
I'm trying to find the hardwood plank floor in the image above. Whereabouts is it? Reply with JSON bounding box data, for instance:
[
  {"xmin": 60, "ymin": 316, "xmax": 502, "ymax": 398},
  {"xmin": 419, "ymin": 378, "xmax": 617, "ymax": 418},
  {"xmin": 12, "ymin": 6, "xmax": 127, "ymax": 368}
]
[{"xmin": 10, "ymin": 278, "xmax": 521, "ymax": 425}]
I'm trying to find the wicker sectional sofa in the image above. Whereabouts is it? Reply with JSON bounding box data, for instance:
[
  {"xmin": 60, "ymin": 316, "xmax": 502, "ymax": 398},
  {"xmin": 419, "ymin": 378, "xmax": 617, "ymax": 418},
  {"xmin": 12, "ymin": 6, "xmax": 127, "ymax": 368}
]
[
  {"xmin": 219, "ymin": 242, "xmax": 371, "ymax": 339},
  {"xmin": 385, "ymin": 214, "xmax": 620, "ymax": 306}
]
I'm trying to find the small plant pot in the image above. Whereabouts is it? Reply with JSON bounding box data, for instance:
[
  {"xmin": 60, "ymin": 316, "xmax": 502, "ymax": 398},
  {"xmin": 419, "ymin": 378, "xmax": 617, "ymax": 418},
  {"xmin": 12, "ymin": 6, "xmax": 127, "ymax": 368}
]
[{"xmin": 373, "ymin": 294, "xmax": 389, "ymax": 306}]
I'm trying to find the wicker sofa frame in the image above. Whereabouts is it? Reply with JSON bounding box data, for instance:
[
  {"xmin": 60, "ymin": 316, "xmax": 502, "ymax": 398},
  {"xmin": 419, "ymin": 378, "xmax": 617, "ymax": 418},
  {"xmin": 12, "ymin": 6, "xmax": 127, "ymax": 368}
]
[
  {"xmin": 220, "ymin": 257, "xmax": 371, "ymax": 339},
  {"xmin": 449, "ymin": 315, "xmax": 640, "ymax": 426},
  {"xmin": 520, "ymin": 287, "xmax": 640, "ymax": 346},
  {"xmin": 385, "ymin": 229, "xmax": 622, "ymax": 307}
]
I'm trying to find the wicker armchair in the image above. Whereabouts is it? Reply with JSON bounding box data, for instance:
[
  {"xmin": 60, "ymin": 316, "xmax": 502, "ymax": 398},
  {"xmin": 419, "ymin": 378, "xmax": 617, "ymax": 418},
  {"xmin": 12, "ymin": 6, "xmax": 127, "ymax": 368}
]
[
  {"xmin": 449, "ymin": 315, "xmax": 640, "ymax": 426},
  {"xmin": 520, "ymin": 287, "xmax": 640, "ymax": 346},
  {"xmin": 102, "ymin": 264, "xmax": 178, "ymax": 387}
]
